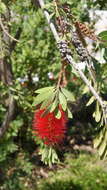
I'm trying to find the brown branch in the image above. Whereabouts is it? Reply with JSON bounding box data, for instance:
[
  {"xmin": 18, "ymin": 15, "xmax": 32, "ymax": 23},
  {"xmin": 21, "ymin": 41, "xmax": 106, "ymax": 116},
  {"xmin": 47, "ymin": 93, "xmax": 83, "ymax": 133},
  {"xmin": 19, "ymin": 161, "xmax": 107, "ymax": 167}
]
[
  {"xmin": 0, "ymin": 96, "xmax": 16, "ymax": 138},
  {"xmin": 0, "ymin": 7, "xmax": 20, "ymax": 138},
  {"xmin": 0, "ymin": 59, "xmax": 16, "ymax": 138}
]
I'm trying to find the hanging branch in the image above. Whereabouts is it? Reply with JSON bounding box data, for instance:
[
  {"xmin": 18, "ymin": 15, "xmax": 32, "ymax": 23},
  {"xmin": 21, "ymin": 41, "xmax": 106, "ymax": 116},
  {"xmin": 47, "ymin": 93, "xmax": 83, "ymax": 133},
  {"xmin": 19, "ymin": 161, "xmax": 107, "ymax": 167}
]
[{"xmin": 38, "ymin": 0, "xmax": 105, "ymax": 111}]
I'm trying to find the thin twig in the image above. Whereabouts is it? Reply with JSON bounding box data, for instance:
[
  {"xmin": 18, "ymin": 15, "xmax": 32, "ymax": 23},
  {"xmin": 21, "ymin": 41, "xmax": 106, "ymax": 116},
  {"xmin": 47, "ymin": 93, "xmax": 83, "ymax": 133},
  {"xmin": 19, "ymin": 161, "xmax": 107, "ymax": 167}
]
[
  {"xmin": 38, "ymin": 0, "xmax": 59, "ymax": 42},
  {"xmin": 0, "ymin": 17, "xmax": 20, "ymax": 42},
  {"xmin": 66, "ymin": 55, "xmax": 104, "ymax": 107}
]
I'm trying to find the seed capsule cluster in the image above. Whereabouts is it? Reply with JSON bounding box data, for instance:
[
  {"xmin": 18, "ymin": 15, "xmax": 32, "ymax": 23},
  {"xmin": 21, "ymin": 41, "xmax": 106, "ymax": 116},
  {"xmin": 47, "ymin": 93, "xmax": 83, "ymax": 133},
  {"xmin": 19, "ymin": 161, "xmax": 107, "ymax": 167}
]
[
  {"xmin": 72, "ymin": 32, "xmax": 89, "ymax": 62},
  {"xmin": 57, "ymin": 40, "xmax": 72, "ymax": 63},
  {"xmin": 62, "ymin": 3, "xmax": 71, "ymax": 16},
  {"xmin": 56, "ymin": 16, "xmax": 70, "ymax": 36}
]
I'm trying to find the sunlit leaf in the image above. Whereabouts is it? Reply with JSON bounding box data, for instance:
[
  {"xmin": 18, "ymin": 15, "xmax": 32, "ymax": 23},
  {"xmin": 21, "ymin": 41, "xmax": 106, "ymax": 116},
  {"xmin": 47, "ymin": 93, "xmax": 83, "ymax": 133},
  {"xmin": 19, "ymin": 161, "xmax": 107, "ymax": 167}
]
[
  {"xmin": 33, "ymin": 90, "xmax": 54, "ymax": 106},
  {"xmin": 98, "ymin": 31, "xmax": 107, "ymax": 41},
  {"xmin": 55, "ymin": 109, "xmax": 61, "ymax": 119},
  {"xmin": 94, "ymin": 126, "xmax": 107, "ymax": 158},
  {"xmin": 61, "ymin": 88, "xmax": 75, "ymax": 102},
  {"xmin": 59, "ymin": 91, "xmax": 67, "ymax": 111},
  {"xmin": 41, "ymin": 105, "xmax": 52, "ymax": 117},
  {"xmin": 93, "ymin": 130, "xmax": 104, "ymax": 149},
  {"xmin": 98, "ymin": 138, "xmax": 107, "ymax": 157},
  {"xmin": 86, "ymin": 96, "xmax": 95, "ymax": 106},
  {"xmin": 35, "ymin": 86, "xmax": 54, "ymax": 94},
  {"xmin": 82, "ymin": 85, "xmax": 89, "ymax": 94},
  {"xmin": 67, "ymin": 108, "xmax": 73, "ymax": 119},
  {"xmin": 48, "ymin": 147, "xmax": 52, "ymax": 159},
  {"xmin": 93, "ymin": 102, "xmax": 101, "ymax": 122},
  {"xmin": 39, "ymin": 146, "xmax": 59, "ymax": 167},
  {"xmin": 50, "ymin": 98, "xmax": 58, "ymax": 113},
  {"xmin": 0, "ymin": 2, "xmax": 6, "ymax": 13},
  {"xmin": 40, "ymin": 95, "xmax": 54, "ymax": 109}
]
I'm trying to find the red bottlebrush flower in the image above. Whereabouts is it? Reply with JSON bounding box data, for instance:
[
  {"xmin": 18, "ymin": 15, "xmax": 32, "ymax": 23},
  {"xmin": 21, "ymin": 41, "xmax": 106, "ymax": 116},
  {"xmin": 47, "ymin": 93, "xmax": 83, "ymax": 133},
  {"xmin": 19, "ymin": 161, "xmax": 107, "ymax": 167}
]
[{"xmin": 33, "ymin": 108, "xmax": 67, "ymax": 145}]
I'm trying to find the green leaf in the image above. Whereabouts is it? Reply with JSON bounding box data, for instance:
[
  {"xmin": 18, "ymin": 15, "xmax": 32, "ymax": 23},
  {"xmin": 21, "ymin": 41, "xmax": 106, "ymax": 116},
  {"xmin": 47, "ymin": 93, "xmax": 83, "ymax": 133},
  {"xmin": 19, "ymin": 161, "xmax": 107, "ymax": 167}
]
[
  {"xmin": 41, "ymin": 149, "xmax": 49, "ymax": 162},
  {"xmin": 0, "ymin": 2, "xmax": 6, "ymax": 13},
  {"xmin": 39, "ymin": 146, "xmax": 59, "ymax": 166},
  {"xmin": 35, "ymin": 86, "xmax": 54, "ymax": 94},
  {"xmin": 50, "ymin": 98, "xmax": 58, "ymax": 113},
  {"xmin": 13, "ymin": 95, "xmax": 19, "ymax": 100},
  {"xmin": 61, "ymin": 88, "xmax": 75, "ymax": 102},
  {"xmin": 59, "ymin": 91, "xmax": 67, "ymax": 111},
  {"xmin": 41, "ymin": 105, "xmax": 52, "ymax": 117},
  {"xmin": 33, "ymin": 90, "xmax": 54, "ymax": 106},
  {"xmin": 40, "ymin": 94, "xmax": 55, "ymax": 109},
  {"xmin": 94, "ymin": 127, "xmax": 107, "ymax": 158},
  {"xmin": 93, "ymin": 101, "xmax": 101, "ymax": 122},
  {"xmin": 98, "ymin": 31, "xmax": 107, "ymax": 41},
  {"xmin": 10, "ymin": 87, "xmax": 17, "ymax": 92},
  {"xmin": 98, "ymin": 138, "xmax": 107, "ymax": 157},
  {"xmin": 67, "ymin": 108, "xmax": 73, "ymax": 119},
  {"xmin": 43, "ymin": 3, "xmax": 53, "ymax": 9},
  {"xmin": 96, "ymin": 102, "xmax": 101, "ymax": 122},
  {"xmin": 55, "ymin": 109, "xmax": 61, "ymax": 119},
  {"xmin": 40, "ymin": 98, "xmax": 50, "ymax": 109},
  {"xmin": 52, "ymin": 150, "xmax": 59, "ymax": 163},
  {"xmin": 93, "ymin": 130, "xmax": 104, "ymax": 149},
  {"xmin": 48, "ymin": 147, "xmax": 52, "ymax": 159},
  {"xmin": 86, "ymin": 96, "xmax": 95, "ymax": 106},
  {"xmin": 82, "ymin": 85, "xmax": 89, "ymax": 94}
]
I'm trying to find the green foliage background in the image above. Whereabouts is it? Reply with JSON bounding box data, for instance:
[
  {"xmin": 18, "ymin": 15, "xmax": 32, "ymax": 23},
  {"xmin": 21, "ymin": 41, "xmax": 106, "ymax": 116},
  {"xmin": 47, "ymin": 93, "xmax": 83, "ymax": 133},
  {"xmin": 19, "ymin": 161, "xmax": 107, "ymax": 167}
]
[{"xmin": 0, "ymin": 0, "xmax": 107, "ymax": 189}]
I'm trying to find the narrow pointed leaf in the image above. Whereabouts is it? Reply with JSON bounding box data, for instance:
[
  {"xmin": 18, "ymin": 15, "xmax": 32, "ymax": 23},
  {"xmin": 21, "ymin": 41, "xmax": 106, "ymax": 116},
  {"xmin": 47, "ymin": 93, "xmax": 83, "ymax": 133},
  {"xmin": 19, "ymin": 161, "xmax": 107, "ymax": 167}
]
[
  {"xmin": 59, "ymin": 91, "xmax": 67, "ymax": 111},
  {"xmin": 95, "ymin": 102, "xmax": 101, "ymax": 122},
  {"xmin": 40, "ymin": 95, "xmax": 54, "ymax": 109},
  {"xmin": 33, "ymin": 90, "xmax": 54, "ymax": 106},
  {"xmin": 55, "ymin": 109, "xmax": 61, "ymax": 119},
  {"xmin": 86, "ymin": 96, "xmax": 95, "ymax": 106},
  {"xmin": 93, "ymin": 130, "xmax": 104, "ymax": 149},
  {"xmin": 41, "ymin": 105, "xmax": 52, "ymax": 118},
  {"xmin": 48, "ymin": 147, "xmax": 52, "ymax": 159},
  {"xmin": 98, "ymin": 139, "xmax": 107, "ymax": 157},
  {"xmin": 61, "ymin": 88, "xmax": 75, "ymax": 102},
  {"xmin": 82, "ymin": 85, "xmax": 89, "ymax": 94},
  {"xmin": 50, "ymin": 98, "xmax": 58, "ymax": 113},
  {"xmin": 35, "ymin": 86, "xmax": 54, "ymax": 94},
  {"xmin": 67, "ymin": 108, "xmax": 73, "ymax": 119},
  {"xmin": 93, "ymin": 102, "xmax": 101, "ymax": 122}
]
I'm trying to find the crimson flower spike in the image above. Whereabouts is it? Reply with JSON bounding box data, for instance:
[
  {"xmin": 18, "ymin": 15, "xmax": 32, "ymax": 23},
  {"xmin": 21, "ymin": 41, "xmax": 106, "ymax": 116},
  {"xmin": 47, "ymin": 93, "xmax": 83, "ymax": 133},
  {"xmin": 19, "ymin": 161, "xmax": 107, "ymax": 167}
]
[{"xmin": 33, "ymin": 107, "xmax": 67, "ymax": 146}]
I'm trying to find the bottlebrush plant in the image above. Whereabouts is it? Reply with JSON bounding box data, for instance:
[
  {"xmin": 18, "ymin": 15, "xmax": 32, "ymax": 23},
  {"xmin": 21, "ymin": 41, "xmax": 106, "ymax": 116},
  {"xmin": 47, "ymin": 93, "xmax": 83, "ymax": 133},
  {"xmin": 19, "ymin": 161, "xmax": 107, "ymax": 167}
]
[
  {"xmin": 33, "ymin": 107, "xmax": 67, "ymax": 145},
  {"xmin": 32, "ymin": 0, "xmax": 107, "ymax": 165},
  {"xmin": 32, "ymin": 86, "xmax": 75, "ymax": 165}
]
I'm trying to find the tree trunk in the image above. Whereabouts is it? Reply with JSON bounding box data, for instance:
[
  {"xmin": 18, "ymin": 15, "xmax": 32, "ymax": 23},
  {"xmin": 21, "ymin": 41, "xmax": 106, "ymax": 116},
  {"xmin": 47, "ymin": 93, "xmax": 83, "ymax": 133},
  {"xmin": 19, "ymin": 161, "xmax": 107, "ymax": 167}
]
[{"xmin": 0, "ymin": 6, "xmax": 22, "ymax": 138}]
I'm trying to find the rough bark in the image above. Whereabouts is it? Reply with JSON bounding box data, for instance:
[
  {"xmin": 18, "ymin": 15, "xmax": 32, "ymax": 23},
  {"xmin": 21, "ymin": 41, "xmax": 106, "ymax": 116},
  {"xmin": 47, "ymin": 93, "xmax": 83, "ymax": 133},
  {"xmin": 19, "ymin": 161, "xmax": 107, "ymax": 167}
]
[{"xmin": 0, "ymin": 6, "xmax": 22, "ymax": 138}]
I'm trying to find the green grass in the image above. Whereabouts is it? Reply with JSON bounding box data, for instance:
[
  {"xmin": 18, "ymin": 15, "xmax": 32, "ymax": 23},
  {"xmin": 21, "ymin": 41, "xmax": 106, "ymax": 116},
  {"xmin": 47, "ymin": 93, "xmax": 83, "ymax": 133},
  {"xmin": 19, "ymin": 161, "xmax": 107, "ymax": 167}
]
[
  {"xmin": 1, "ymin": 152, "xmax": 107, "ymax": 190},
  {"xmin": 37, "ymin": 153, "xmax": 107, "ymax": 190}
]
